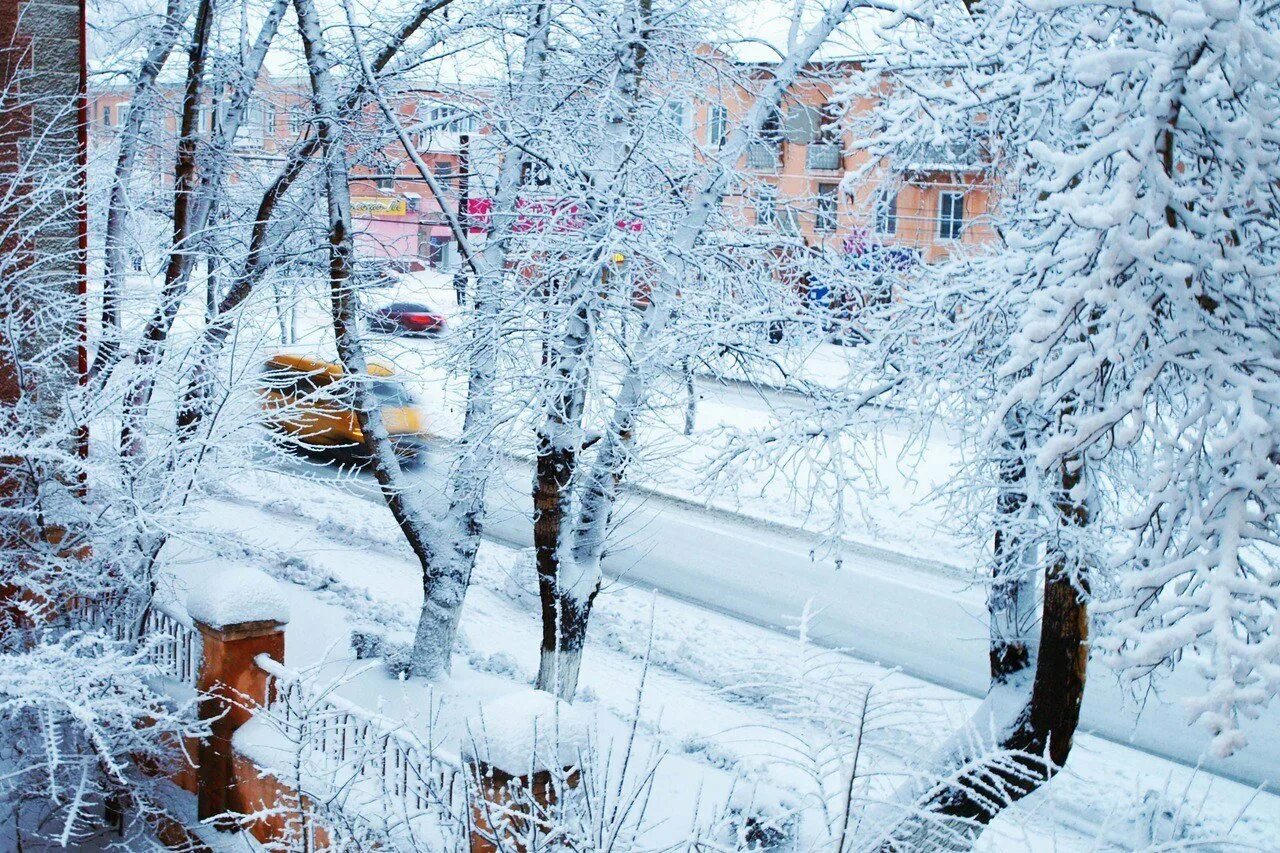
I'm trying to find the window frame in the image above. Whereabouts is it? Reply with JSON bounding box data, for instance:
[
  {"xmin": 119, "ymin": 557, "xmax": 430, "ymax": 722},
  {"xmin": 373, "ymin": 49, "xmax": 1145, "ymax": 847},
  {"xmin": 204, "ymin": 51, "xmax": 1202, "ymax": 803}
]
[
  {"xmin": 876, "ymin": 190, "xmax": 899, "ymax": 235},
  {"xmin": 938, "ymin": 191, "xmax": 965, "ymax": 240},
  {"xmin": 288, "ymin": 104, "xmax": 308, "ymax": 135},
  {"xmin": 816, "ymin": 183, "xmax": 840, "ymax": 233},
  {"xmin": 707, "ymin": 103, "xmax": 728, "ymax": 149},
  {"xmin": 755, "ymin": 184, "xmax": 777, "ymax": 228}
]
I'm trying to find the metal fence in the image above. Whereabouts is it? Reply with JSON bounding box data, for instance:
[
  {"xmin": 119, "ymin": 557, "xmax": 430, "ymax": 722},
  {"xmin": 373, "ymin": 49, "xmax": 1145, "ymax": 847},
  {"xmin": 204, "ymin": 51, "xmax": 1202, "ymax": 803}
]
[
  {"xmin": 142, "ymin": 604, "xmax": 202, "ymax": 685},
  {"xmin": 66, "ymin": 596, "xmax": 202, "ymax": 685},
  {"xmin": 254, "ymin": 655, "xmax": 466, "ymax": 817}
]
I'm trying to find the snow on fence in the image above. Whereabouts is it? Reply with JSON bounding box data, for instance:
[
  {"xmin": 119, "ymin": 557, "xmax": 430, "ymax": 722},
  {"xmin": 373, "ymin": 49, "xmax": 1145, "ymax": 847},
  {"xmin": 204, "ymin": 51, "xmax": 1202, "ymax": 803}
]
[
  {"xmin": 66, "ymin": 596, "xmax": 202, "ymax": 685},
  {"xmin": 253, "ymin": 654, "xmax": 466, "ymax": 817},
  {"xmin": 143, "ymin": 603, "xmax": 203, "ymax": 684}
]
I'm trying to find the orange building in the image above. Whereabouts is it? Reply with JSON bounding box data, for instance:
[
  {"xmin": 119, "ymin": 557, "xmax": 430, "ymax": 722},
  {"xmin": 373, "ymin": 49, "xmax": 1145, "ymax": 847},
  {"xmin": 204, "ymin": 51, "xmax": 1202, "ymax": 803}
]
[
  {"xmin": 690, "ymin": 57, "xmax": 995, "ymax": 264},
  {"xmin": 89, "ymin": 76, "xmax": 474, "ymax": 270},
  {"xmin": 90, "ymin": 56, "xmax": 996, "ymax": 283}
]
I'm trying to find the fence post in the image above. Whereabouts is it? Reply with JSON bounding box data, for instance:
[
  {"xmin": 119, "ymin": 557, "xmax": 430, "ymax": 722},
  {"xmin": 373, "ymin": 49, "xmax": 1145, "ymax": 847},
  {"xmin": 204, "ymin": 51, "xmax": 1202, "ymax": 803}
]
[
  {"xmin": 464, "ymin": 689, "xmax": 588, "ymax": 853},
  {"xmin": 187, "ymin": 567, "xmax": 290, "ymax": 829}
]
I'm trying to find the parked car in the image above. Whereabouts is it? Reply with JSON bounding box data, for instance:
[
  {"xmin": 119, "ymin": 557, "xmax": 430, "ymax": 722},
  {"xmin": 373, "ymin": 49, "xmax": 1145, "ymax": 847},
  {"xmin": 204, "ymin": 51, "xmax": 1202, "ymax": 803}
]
[
  {"xmin": 366, "ymin": 301, "xmax": 446, "ymax": 337},
  {"xmin": 258, "ymin": 354, "xmax": 429, "ymax": 465}
]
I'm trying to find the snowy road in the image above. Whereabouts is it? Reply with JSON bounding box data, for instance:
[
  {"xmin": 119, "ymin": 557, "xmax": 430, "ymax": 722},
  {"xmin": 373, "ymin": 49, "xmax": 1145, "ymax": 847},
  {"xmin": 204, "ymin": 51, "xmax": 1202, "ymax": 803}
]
[
  {"xmin": 299, "ymin": 445, "xmax": 1276, "ymax": 791},
  {"xmin": 264, "ymin": 302, "xmax": 1277, "ymax": 789}
]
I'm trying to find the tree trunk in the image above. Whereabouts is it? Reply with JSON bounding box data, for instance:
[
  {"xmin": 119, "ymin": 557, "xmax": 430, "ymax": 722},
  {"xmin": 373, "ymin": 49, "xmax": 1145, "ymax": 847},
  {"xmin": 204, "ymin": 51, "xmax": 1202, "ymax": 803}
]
[
  {"xmin": 116, "ymin": 0, "xmax": 214, "ymax": 458},
  {"xmin": 298, "ymin": 0, "xmax": 480, "ymax": 682},
  {"xmin": 988, "ymin": 406, "xmax": 1034, "ymax": 684},
  {"xmin": 170, "ymin": 0, "xmax": 453, "ymax": 441},
  {"xmin": 885, "ymin": 451, "xmax": 1089, "ymax": 850},
  {"xmin": 95, "ymin": 0, "xmax": 190, "ymax": 377},
  {"xmin": 535, "ymin": 582, "xmax": 595, "ymax": 700}
]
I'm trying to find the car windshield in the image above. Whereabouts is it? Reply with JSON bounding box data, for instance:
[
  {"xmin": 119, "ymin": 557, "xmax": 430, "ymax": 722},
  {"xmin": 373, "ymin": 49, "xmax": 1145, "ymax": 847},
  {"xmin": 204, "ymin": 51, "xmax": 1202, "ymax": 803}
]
[{"xmin": 371, "ymin": 379, "xmax": 415, "ymax": 407}]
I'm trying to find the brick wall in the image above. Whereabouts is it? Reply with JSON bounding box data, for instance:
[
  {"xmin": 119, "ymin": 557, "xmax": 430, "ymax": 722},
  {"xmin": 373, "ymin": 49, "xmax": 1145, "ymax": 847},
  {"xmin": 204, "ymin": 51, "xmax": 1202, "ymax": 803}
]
[{"xmin": 0, "ymin": 0, "xmax": 85, "ymax": 498}]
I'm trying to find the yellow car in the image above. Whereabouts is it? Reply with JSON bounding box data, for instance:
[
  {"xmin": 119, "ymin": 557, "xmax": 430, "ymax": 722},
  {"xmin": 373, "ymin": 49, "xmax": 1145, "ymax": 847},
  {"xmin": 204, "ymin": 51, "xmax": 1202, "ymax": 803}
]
[{"xmin": 258, "ymin": 354, "xmax": 429, "ymax": 465}]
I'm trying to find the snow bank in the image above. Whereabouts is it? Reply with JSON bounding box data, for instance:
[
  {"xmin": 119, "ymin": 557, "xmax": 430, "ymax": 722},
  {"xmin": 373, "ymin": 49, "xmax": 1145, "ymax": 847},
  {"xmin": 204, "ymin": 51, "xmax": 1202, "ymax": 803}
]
[
  {"xmin": 462, "ymin": 689, "xmax": 589, "ymax": 775},
  {"xmin": 186, "ymin": 566, "xmax": 291, "ymax": 628}
]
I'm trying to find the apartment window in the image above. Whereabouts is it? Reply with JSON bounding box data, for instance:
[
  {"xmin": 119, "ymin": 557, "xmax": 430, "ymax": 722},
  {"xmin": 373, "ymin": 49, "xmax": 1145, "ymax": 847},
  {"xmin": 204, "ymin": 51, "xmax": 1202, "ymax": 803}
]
[
  {"xmin": 938, "ymin": 191, "xmax": 965, "ymax": 240},
  {"xmin": 876, "ymin": 191, "xmax": 898, "ymax": 235},
  {"xmin": 521, "ymin": 161, "xmax": 552, "ymax": 187},
  {"xmin": 434, "ymin": 162, "xmax": 453, "ymax": 191},
  {"xmin": 707, "ymin": 104, "xmax": 728, "ymax": 148},
  {"xmin": 377, "ymin": 176, "xmax": 395, "ymax": 190},
  {"xmin": 288, "ymin": 105, "xmax": 308, "ymax": 134},
  {"xmin": 663, "ymin": 99, "xmax": 686, "ymax": 132},
  {"xmin": 760, "ymin": 107, "xmax": 783, "ymax": 143},
  {"xmin": 755, "ymin": 184, "xmax": 777, "ymax": 228},
  {"xmin": 102, "ymin": 103, "xmax": 112, "ymax": 126},
  {"xmin": 817, "ymin": 103, "xmax": 841, "ymax": 144},
  {"xmin": 449, "ymin": 112, "xmax": 476, "ymax": 134},
  {"xmin": 262, "ymin": 101, "xmax": 277, "ymax": 134},
  {"xmin": 816, "ymin": 184, "xmax": 839, "ymax": 233}
]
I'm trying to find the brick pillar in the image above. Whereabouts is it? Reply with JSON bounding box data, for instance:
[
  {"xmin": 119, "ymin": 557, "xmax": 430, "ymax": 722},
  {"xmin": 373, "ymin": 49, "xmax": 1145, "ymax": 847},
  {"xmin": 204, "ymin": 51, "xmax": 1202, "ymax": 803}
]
[
  {"xmin": 469, "ymin": 763, "xmax": 580, "ymax": 853},
  {"xmin": 464, "ymin": 688, "xmax": 588, "ymax": 853},
  {"xmin": 194, "ymin": 617, "xmax": 286, "ymax": 827}
]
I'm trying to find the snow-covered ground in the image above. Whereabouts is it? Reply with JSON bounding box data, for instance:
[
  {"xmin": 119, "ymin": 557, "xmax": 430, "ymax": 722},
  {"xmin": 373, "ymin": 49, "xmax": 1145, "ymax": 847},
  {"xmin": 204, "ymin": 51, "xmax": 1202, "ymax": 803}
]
[{"xmin": 158, "ymin": 466, "xmax": 1280, "ymax": 850}]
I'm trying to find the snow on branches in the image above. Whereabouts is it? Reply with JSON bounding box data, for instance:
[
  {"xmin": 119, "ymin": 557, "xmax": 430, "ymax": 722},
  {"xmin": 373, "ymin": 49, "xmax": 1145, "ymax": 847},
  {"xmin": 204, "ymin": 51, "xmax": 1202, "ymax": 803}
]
[{"xmin": 846, "ymin": 0, "xmax": 1280, "ymax": 755}]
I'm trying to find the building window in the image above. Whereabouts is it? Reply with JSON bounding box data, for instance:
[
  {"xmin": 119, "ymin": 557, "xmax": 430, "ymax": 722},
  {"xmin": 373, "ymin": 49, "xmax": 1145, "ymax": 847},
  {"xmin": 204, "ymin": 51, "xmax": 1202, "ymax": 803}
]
[
  {"xmin": 760, "ymin": 107, "xmax": 783, "ymax": 143},
  {"xmin": 938, "ymin": 191, "xmax": 965, "ymax": 239},
  {"xmin": 377, "ymin": 176, "xmax": 395, "ymax": 190},
  {"xmin": 817, "ymin": 103, "xmax": 840, "ymax": 144},
  {"xmin": 876, "ymin": 190, "xmax": 898, "ymax": 235},
  {"xmin": 707, "ymin": 104, "xmax": 728, "ymax": 149},
  {"xmin": 663, "ymin": 99, "xmax": 686, "ymax": 133},
  {"xmin": 816, "ymin": 184, "xmax": 839, "ymax": 233},
  {"xmin": 405, "ymin": 192, "xmax": 421, "ymax": 213},
  {"xmin": 448, "ymin": 112, "xmax": 475, "ymax": 134},
  {"xmin": 521, "ymin": 161, "xmax": 552, "ymax": 187},
  {"xmin": 262, "ymin": 101, "xmax": 276, "ymax": 134},
  {"xmin": 288, "ymin": 105, "xmax": 308, "ymax": 134},
  {"xmin": 102, "ymin": 103, "xmax": 112, "ymax": 126},
  {"xmin": 434, "ymin": 162, "xmax": 453, "ymax": 190},
  {"xmin": 755, "ymin": 184, "xmax": 777, "ymax": 227}
]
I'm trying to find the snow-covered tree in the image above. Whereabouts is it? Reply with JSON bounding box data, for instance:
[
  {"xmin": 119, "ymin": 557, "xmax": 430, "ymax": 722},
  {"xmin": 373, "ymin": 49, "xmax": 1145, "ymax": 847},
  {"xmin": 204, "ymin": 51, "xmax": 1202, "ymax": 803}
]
[
  {"xmin": 478, "ymin": 0, "xmax": 910, "ymax": 699},
  {"xmin": 0, "ymin": 52, "xmax": 205, "ymax": 844},
  {"xmin": 798, "ymin": 0, "xmax": 1280, "ymax": 843}
]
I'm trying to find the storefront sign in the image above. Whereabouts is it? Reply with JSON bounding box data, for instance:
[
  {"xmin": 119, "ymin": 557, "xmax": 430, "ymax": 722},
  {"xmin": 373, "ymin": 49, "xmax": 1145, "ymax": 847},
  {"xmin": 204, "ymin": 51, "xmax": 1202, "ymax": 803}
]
[{"xmin": 352, "ymin": 197, "xmax": 407, "ymax": 216}]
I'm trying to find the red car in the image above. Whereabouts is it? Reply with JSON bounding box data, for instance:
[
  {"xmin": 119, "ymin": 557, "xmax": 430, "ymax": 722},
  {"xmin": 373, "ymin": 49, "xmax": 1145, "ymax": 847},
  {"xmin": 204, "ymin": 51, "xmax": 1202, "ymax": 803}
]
[{"xmin": 367, "ymin": 301, "xmax": 446, "ymax": 337}]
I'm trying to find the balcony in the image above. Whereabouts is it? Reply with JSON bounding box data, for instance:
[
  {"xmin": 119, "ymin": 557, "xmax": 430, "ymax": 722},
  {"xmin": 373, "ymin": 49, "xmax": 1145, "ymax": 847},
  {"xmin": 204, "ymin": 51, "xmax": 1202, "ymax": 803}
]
[
  {"xmin": 806, "ymin": 143, "xmax": 841, "ymax": 171},
  {"xmin": 746, "ymin": 141, "xmax": 780, "ymax": 171},
  {"xmin": 897, "ymin": 140, "xmax": 985, "ymax": 172}
]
